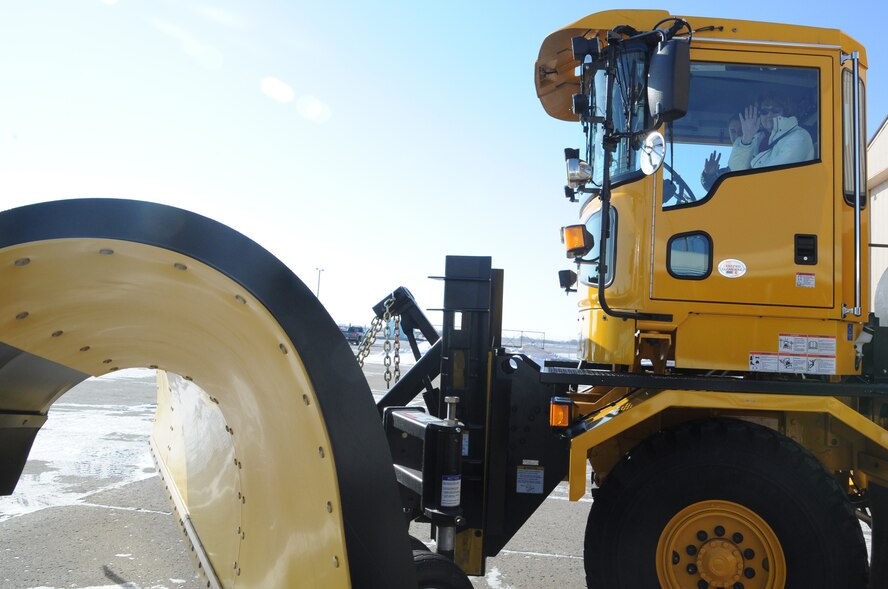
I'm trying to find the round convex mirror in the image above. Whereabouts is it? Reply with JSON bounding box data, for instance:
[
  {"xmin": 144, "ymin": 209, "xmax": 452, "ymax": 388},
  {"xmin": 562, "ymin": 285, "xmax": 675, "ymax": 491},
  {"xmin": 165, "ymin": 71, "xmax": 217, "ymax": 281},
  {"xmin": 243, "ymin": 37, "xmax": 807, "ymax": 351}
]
[{"xmin": 640, "ymin": 131, "xmax": 665, "ymax": 176}]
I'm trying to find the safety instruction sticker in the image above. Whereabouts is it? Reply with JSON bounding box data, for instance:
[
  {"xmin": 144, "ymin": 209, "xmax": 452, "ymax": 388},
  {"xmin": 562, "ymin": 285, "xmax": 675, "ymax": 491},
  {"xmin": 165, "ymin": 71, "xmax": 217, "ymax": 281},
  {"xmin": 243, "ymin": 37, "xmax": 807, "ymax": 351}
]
[
  {"xmin": 749, "ymin": 353, "xmax": 779, "ymax": 372},
  {"xmin": 802, "ymin": 356, "xmax": 836, "ymax": 374},
  {"xmin": 516, "ymin": 466, "xmax": 545, "ymax": 494},
  {"xmin": 796, "ymin": 273, "xmax": 816, "ymax": 288},
  {"xmin": 779, "ymin": 333, "xmax": 836, "ymax": 356},
  {"xmin": 749, "ymin": 333, "xmax": 837, "ymax": 375},
  {"xmin": 441, "ymin": 475, "xmax": 461, "ymax": 507}
]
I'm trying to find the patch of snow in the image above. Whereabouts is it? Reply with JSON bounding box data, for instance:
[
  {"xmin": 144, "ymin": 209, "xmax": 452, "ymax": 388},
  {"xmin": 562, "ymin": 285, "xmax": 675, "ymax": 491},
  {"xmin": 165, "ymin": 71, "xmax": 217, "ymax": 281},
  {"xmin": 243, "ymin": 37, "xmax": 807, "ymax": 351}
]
[
  {"xmin": 93, "ymin": 367, "xmax": 157, "ymax": 381},
  {"xmin": 0, "ymin": 400, "xmax": 157, "ymax": 521},
  {"xmin": 484, "ymin": 566, "xmax": 517, "ymax": 589}
]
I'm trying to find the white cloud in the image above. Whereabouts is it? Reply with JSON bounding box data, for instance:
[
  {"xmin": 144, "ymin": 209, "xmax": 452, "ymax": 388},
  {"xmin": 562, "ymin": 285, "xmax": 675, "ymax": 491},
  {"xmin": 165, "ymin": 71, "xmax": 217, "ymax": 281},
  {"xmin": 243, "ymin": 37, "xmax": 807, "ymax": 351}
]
[
  {"xmin": 193, "ymin": 4, "xmax": 247, "ymax": 29},
  {"xmin": 260, "ymin": 77, "xmax": 295, "ymax": 103},
  {"xmin": 149, "ymin": 18, "xmax": 223, "ymax": 70},
  {"xmin": 296, "ymin": 95, "xmax": 332, "ymax": 124}
]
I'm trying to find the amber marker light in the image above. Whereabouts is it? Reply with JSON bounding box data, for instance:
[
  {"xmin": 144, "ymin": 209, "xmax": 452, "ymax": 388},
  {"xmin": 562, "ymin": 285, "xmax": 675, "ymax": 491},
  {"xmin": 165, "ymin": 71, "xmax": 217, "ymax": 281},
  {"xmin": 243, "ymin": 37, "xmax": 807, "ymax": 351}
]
[
  {"xmin": 549, "ymin": 396, "xmax": 573, "ymax": 428},
  {"xmin": 561, "ymin": 224, "xmax": 594, "ymax": 259}
]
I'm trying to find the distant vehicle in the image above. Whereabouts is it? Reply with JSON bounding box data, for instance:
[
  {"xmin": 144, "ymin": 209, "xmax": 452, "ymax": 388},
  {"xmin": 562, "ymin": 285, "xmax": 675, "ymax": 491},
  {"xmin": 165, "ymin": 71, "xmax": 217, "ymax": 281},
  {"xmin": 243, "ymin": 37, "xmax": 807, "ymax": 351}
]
[{"xmin": 339, "ymin": 325, "xmax": 365, "ymax": 345}]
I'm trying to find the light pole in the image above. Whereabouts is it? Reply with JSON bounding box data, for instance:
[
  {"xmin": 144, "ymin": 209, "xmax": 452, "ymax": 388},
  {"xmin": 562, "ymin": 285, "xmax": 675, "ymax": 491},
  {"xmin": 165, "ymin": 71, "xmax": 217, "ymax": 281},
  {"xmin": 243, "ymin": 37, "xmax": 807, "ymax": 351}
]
[{"xmin": 315, "ymin": 267, "xmax": 324, "ymax": 298}]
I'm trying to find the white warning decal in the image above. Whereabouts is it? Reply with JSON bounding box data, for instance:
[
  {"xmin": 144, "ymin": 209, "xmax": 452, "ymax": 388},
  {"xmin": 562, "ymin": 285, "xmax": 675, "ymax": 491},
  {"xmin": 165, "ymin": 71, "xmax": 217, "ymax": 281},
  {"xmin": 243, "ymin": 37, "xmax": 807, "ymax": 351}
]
[
  {"xmin": 805, "ymin": 357, "xmax": 836, "ymax": 375},
  {"xmin": 749, "ymin": 353, "xmax": 779, "ymax": 372},
  {"xmin": 778, "ymin": 334, "xmax": 808, "ymax": 354},
  {"xmin": 441, "ymin": 475, "xmax": 461, "ymax": 507},
  {"xmin": 796, "ymin": 273, "xmax": 815, "ymax": 288},
  {"xmin": 805, "ymin": 335, "xmax": 836, "ymax": 356},
  {"xmin": 717, "ymin": 259, "xmax": 747, "ymax": 278},
  {"xmin": 777, "ymin": 355, "xmax": 808, "ymax": 373},
  {"xmin": 401, "ymin": 411, "xmax": 440, "ymax": 424},
  {"xmin": 516, "ymin": 466, "xmax": 545, "ymax": 494},
  {"xmin": 751, "ymin": 333, "xmax": 837, "ymax": 375}
]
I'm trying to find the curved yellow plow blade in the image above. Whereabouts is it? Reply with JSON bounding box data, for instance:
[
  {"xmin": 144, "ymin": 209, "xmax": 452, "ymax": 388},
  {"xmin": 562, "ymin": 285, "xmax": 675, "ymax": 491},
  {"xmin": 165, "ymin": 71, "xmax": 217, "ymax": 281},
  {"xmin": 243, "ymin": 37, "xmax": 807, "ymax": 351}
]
[{"xmin": 0, "ymin": 198, "xmax": 415, "ymax": 588}]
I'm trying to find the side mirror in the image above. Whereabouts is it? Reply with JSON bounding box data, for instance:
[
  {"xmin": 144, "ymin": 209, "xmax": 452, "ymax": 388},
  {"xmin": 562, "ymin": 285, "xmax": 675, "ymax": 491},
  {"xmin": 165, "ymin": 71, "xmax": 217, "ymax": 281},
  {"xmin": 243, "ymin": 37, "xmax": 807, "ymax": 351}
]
[
  {"xmin": 647, "ymin": 39, "xmax": 690, "ymax": 125},
  {"xmin": 640, "ymin": 131, "xmax": 666, "ymax": 176}
]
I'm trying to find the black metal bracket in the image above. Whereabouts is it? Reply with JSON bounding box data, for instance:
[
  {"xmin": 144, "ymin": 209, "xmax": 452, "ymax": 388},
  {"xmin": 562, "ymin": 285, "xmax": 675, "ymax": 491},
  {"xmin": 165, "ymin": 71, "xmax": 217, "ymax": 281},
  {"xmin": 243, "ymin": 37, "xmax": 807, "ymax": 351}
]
[
  {"xmin": 383, "ymin": 407, "xmax": 464, "ymax": 527},
  {"xmin": 372, "ymin": 287, "xmax": 443, "ymax": 414},
  {"xmin": 372, "ymin": 286, "xmax": 441, "ymax": 359},
  {"xmin": 540, "ymin": 364, "xmax": 888, "ymax": 397}
]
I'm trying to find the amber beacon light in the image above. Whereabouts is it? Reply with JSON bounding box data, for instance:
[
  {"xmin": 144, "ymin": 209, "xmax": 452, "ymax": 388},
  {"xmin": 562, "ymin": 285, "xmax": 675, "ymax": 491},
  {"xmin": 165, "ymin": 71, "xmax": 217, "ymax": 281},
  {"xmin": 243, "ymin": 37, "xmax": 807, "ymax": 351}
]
[
  {"xmin": 561, "ymin": 224, "xmax": 594, "ymax": 259},
  {"xmin": 549, "ymin": 396, "xmax": 573, "ymax": 428}
]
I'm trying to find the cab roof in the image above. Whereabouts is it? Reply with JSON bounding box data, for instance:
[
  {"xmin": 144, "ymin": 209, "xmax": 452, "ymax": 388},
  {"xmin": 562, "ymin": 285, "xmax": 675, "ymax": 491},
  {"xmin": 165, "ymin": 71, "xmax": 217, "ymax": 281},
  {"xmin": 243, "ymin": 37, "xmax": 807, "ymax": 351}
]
[{"xmin": 535, "ymin": 9, "xmax": 867, "ymax": 122}]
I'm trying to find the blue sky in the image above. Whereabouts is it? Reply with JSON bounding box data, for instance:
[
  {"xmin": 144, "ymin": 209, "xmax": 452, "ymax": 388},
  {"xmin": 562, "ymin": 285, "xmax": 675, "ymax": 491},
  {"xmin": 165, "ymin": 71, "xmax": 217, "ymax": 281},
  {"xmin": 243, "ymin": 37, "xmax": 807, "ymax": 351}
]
[{"xmin": 1, "ymin": 1, "xmax": 886, "ymax": 341}]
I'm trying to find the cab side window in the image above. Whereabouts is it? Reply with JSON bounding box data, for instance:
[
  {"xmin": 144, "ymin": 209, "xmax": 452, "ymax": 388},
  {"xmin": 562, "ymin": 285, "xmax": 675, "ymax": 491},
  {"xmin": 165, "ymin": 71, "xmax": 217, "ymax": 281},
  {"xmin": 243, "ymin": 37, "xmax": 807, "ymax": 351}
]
[
  {"xmin": 842, "ymin": 69, "xmax": 867, "ymax": 206},
  {"xmin": 662, "ymin": 63, "xmax": 819, "ymax": 209}
]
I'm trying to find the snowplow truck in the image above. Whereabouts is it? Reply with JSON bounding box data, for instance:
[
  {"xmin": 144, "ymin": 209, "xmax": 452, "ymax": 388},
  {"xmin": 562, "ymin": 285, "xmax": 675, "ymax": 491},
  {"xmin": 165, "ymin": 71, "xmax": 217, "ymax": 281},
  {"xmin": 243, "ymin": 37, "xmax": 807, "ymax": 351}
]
[{"xmin": 1, "ymin": 8, "xmax": 887, "ymax": 589}]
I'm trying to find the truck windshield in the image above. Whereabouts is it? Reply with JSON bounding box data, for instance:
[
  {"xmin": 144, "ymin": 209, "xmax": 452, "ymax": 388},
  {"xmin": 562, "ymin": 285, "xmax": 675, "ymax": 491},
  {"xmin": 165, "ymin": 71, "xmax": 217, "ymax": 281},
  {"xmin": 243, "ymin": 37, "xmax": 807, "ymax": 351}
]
[
  {"xmin": 610, "ymin": 45, "xmax": 650, "ymax": 182},
  {"xmin": 585, "ymin": 69, "xmax": 607, "ymax": 190},
  {"xmin": 582, "ymin": 44, "xmax": 650, "ymax": 189}
]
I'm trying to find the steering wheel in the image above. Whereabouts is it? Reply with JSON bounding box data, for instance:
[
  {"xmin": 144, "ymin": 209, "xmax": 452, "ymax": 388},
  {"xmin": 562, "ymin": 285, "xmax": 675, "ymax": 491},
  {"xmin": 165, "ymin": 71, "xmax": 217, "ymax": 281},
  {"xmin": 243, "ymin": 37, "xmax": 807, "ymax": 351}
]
[{"xmin": 662, "ymin": 161, "xmax": 697, "ymax": 204}]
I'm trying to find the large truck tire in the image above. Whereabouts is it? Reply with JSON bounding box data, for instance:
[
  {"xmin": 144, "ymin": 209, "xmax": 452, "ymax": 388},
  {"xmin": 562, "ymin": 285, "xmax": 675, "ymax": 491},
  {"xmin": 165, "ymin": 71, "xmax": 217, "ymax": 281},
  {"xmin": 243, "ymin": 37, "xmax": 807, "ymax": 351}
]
[
  {"xmin": 412, "ymin": 550, "xmax": 473, "ymax": 589},
  {"xmin": 583, "ymin": 418, "xmax": 869, "ymax": 588}
]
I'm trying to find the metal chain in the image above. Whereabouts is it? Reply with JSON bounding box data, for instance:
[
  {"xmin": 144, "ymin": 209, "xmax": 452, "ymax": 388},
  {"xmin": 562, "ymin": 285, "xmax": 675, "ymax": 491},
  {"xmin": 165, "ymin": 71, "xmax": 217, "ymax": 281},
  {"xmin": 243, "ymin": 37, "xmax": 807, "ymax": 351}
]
[
  {"xmin": 356, "ymin": 313, "xmax": 385, "ymax": 368},
  {"xmin": 355, "ymin": 295, "xmax": 401, "ymax": 388},
  {"xmin": 382, "ymin": 298, "xmax": 393, "ymax": 388},
  {"xmin": 393, "ymin": 314, "xmax": 401, "ymax": 383}
]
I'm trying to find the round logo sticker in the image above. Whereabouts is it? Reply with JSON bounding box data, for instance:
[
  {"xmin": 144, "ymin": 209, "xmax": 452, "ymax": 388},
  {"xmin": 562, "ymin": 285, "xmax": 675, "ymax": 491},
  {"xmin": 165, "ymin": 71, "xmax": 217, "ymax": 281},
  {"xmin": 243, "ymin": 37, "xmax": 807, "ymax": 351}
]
[{"xmin": 717, "ymin": 259, "xmax": 747, "ymax": 278}]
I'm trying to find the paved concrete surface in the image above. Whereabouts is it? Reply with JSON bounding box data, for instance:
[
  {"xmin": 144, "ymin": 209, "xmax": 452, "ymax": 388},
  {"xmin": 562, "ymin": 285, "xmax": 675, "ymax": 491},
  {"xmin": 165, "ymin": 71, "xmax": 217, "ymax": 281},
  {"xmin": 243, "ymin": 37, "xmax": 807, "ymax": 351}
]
[
  {"xmin": 0, "ymin": 372, "xmax": 199, "ymax": 589},
  {"xmin": 0, "ymin": 342, "xmax": 591, "ymax": 588},
  {"xmin": 0, "ymin": 340, "xmax": 873, "ymax": 588}
]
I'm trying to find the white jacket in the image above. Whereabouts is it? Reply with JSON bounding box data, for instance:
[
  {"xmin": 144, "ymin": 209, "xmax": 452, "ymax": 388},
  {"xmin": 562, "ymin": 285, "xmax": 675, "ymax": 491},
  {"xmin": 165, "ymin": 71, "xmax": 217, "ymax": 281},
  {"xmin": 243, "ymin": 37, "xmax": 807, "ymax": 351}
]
[{"xmin": 728, "ymin": 116, "xmax": 814, "ymax": 171}]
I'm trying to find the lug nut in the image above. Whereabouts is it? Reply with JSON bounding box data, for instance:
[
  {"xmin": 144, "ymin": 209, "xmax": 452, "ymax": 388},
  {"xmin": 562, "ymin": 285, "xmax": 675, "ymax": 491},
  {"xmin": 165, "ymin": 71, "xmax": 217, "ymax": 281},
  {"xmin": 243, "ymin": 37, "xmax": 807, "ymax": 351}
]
[
  {"xmin": 743, "ymin": 548, "xmax": 755, "ymax": 560},
  {"xmin": 686, "ymin": 545, "xmax": 698, "ymax": 556},
  {"xmin": 732, "ymin": 532, "xmax": 744, "ymax": 544},
  {"xmin": 672, "ymin": 551, "xmax": 680, "ymax": 565},
  {"xmin": 697, "ymin": 530, "xmax": 708, "ymax": 542},
  {"xmin": 744, "ymin": 567, "xmax": 756, "ymax": 579},
  {"xmin": 714, "ymin": 525, "xmax": 725, "ymax": 537},
  {"xmin": 697, "ymin": 581, "xmax": 709, "ymax": 589},
  {"xmin": 687, "ymin": 564, "xmax": 698, "ymax": 575}
]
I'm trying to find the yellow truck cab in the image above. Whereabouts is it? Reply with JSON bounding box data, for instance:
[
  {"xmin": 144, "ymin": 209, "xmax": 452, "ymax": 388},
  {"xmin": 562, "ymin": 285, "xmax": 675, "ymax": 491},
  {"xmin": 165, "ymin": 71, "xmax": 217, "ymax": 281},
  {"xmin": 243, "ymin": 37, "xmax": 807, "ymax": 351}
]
[
  {"xmin": 536, "ymin": 9, "xmax": 888, "ymax": 588},
  {"xmin": 539, "ymin": 9, "xmax": 868, "ymax": 372}
]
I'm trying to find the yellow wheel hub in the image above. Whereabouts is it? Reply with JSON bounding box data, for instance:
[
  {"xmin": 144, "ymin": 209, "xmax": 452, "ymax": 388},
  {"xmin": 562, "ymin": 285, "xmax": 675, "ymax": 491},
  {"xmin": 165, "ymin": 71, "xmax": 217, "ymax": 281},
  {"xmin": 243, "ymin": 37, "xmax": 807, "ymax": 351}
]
[{"xmin": 656, "ymin": 500, "xmax": 786, "ymax": 589}]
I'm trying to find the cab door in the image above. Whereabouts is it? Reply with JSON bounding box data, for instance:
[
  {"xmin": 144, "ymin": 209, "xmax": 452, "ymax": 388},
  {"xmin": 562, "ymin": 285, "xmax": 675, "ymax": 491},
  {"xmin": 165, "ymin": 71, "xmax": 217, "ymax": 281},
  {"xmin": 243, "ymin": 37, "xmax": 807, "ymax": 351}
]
[{"xmin": 650, "ymin": 50, "xmax": 834, "ymax": 310}]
